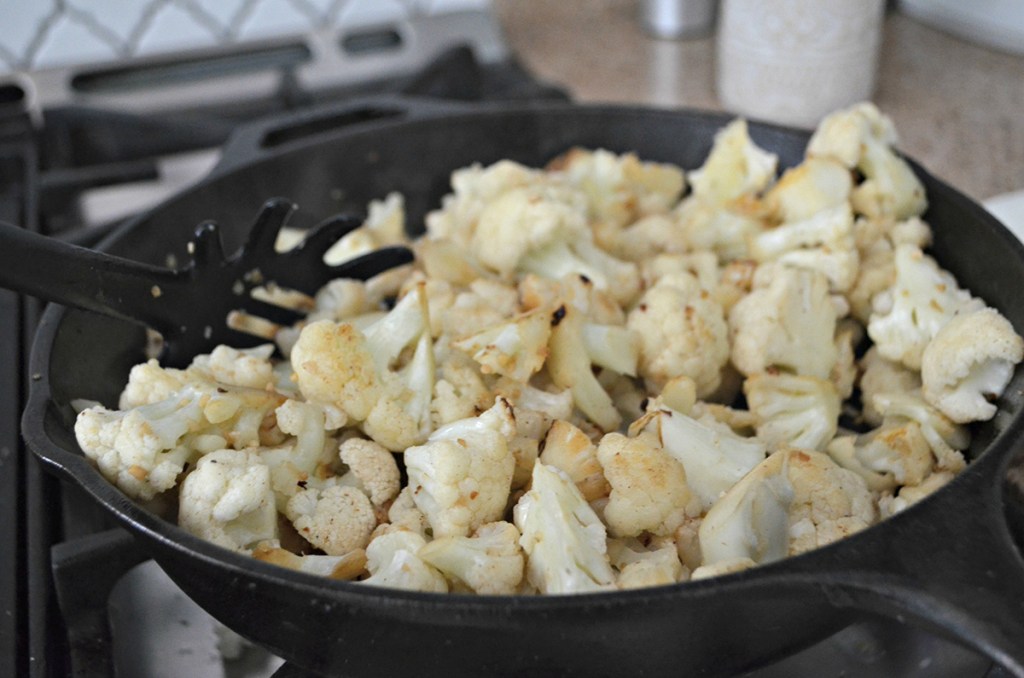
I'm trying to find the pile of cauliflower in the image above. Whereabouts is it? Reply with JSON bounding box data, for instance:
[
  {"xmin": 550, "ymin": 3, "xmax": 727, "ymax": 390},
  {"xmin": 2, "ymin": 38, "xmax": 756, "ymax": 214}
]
[{"xmin": 74, "ymin": 102, "xmax": 1024, "ymax": 595}]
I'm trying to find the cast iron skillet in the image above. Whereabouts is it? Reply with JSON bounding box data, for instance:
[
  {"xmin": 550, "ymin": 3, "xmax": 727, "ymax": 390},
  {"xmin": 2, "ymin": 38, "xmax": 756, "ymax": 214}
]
[{"xmin": 22, "ymin": 98, "xmax": 1024, "ymax": 677}]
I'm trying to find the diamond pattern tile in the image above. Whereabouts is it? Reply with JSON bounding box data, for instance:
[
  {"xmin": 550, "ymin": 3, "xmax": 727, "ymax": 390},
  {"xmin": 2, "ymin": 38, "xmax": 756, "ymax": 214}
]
[{"xmin": 0, "ymin": 0, "xmax": 492, "ymax": 75}]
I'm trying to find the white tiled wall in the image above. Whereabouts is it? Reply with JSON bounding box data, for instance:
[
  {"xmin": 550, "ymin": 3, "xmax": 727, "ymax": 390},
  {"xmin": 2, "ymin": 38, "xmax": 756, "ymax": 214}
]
[{"xmin": 0, "ymin": 0, "xmax": 491, "ymax": 74}]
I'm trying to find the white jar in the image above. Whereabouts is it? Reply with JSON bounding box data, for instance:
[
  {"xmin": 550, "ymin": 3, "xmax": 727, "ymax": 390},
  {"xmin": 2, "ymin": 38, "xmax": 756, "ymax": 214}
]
[{"xmin": 716, "ymin": 0, "xmax": 885, "ymax": 128}]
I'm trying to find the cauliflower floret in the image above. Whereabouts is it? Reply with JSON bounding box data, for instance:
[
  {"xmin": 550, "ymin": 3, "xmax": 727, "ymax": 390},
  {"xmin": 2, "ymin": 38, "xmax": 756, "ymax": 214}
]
[
  {"xmin": 362, "ymin": 530, "xmax": 448, "ymax": 592},
  {"xmin": 404, "ymin": 398, "xmax": 516, "ymax": 538},
  {"xmin": 189, "ymin": 344, "xmax": 276, "ymax": 390},
  {"xmin": 425, "ymin": 159, "xmax": 541, "ymax": 247},
  {"xmin": 383, "ymin": 487, "xmax": 430, "ymax": 538},
  {"xmin": 688, "ymin": 119, "xmax": 778, "ymax": 205},
  {"xmin": 628, "ymin": 272, "xmax": 729, "ymax": 398},
  {"xmin": 76, "ymin": 382, "xmax": 284, "ymax": 500},
  {"xmin": 697, "ymin": 448, "xmax": 794, "ymax": 568},
  {"xmin": 292, "ymin": 284, "xmax": 436, "ymax": 451},
  {"xmin": 858, "ymin": 346, "xmax": 922, "ymax": 427},
  {"xmin": 539, "ymin": 419, "xmax": 610, "ymax": 501},
  {"xmin": 785, "ymin": 448, "xmax": 876, "ymax": 555},
  {"xmin": 872, "ymin": 392, "xmax": 969, "ymax": 473},
  {"xmin": 848, "ymin": 216, "xmax": 933, "ymax": 323},
  {"xmin": 438, "ymin": 278, "xmax": 520, "ymax": 339},
  {"xmin": 259, "ymin": 399, "xmax": 337, "ymax": 509},
  {"xmin": 290, "ymin": 320, "xmax": 380, "ymax": 421},
  {"xmin": 418, "ymin": 521, "xmax": 525, "ymax": 595},
  {"xmin": 547, "ymin": 303, "xmax": 622, "ymax": 432},
  {"xmin": 451, "ymin": 306, "xmax": 552, "ymax": 382},
  {"xmin": 178, "ymin": 449, "xmax": 278, "ymax": 552},
  {"xmin": 807, "ymin": 102, "xmax": 926, "ymax": 219},
  {"xmin": 826, "ymin": 420, "xmax": 933, "ymax": 492},
  {"xmin": 699, "ymin": 447, "xmax": 875, "ymax": 568},
  {"xmin": 729, "ymin": 265, "xmax": 838, "ymax": 379},
  {"xmin": 552, "ymin": 147, "xmax": 685, "ymax": 229},
  {"xmin": 513, "ymin": 462, "xmax": 616, "ymax": 594},
  {"xmin": 641, "ymin": 405, "xmax": 767, "ymax": 511},
  {"xmin": 921, "ymin": 306, "xmax": 1024, "ymax": 423},
  {"xmin": 337, "ymin": 438, "xmax": 401, "ymax": 507},
  {"xmin": 596, "ymin": 432, "xmax": 697, "ymax": 538},
  {"xmin": 117, "ymin": 359, "xmax": 189, "ymax": 408},
  {"xmin": 252, "ymin": 543, "xmax": 367, "ymax": 580},
  {"xmin": 743, "ymin": 372, "xmax": 841, "ymax": 452},
  {"xmin": 675, "ymin": 196, "xmax": 765, "ymax": 262},
  {"xmin": 749, "ymin": 204, "xmax": 859, "ymax": 293},
  {"xmin": 608, "ymin": 537, "xmax": 685, "ymax": 589},
  {"xmin": 285, "ymin": 484, "xmax": 377, "ymax": 556},
  {"xmin": 878, "ymin": 471, "xmax": 955, "ymax": 518},
  {"xmin": 763, "ymin": 157, "xmax": 853, "ymax": 223},
  {"xmin": 867, "ymin": 244, "xmax": 975, "ymax": 370},
  {"xmin": 430, "ymin": 349, "xmax": 493, "ymax": 428}
]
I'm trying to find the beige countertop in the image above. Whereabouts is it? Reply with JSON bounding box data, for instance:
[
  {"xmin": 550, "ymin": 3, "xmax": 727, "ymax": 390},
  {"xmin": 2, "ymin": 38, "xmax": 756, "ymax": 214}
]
[{"xmin": 494, "ymin": 1, "xmax": 1024, "ymax": 203}]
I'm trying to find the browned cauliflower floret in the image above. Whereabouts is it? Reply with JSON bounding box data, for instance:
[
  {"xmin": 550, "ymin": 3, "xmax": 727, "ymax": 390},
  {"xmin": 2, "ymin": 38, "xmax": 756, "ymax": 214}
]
[
  {"xmin": 627, "ymin": 272, "xmax": 730, "ymax": 398},
  {"xmin": 596, "ymin": 432, "xmax": 697, "ymax": 538}
]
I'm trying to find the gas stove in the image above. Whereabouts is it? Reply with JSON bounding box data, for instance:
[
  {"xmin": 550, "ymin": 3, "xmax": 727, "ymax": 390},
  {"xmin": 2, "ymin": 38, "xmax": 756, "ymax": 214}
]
[{"xmin": 0, "ymin": 13, "xmax": 1011, "ymax": 677}]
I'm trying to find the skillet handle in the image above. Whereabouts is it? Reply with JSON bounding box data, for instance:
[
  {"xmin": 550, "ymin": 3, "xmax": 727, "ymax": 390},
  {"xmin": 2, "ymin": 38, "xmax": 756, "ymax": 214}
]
[
  {"xmin": 795, "ymin": 455, "xmax": 1024, "ymax": 675},
  {"xmin": 210, "ymin": 94, "xmax": 478, "ymax": 178}
]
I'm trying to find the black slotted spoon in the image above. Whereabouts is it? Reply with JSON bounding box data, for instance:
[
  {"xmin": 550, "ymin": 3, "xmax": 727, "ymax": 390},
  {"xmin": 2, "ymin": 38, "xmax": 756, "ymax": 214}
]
[{"xmin": 0, "ymin": 197, "xmax": 413, "ymax": 366}]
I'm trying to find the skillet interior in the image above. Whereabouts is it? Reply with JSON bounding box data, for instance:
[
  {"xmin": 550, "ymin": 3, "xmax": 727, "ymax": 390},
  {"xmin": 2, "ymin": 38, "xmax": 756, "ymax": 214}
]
[{"xmin": 30, "ymin": 103, "xmax": 1024, "ymax": 676}]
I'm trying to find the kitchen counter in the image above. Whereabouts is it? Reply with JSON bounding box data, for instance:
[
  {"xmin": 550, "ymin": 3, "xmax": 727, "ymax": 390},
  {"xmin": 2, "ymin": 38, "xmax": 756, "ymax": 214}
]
[{"xmin": 494, "ymin": 1, "xmax": 1024, "ymax": 203}]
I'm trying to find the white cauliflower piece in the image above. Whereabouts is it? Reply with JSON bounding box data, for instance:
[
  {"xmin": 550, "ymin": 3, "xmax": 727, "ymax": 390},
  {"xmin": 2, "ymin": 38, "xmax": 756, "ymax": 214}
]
[
  {"xmin": 826, "ymin": 420, "xmax": 933, "ymax": 492},
  {"xmin": 513, "ymin": 462, "xmax": 616, "ymax": 594},
  {"xmin": 867, "ymin": 244, "xmax": 974, "ymax": 370},
  {"xmin": 425, "ymin": 159, "xmax": 541, "ymax": 247},
  {"xmin": 858, "ymin": 346, "xmax": 922, "ymax": 427},
  {"xmin": 259, "ymin": 398, "xmax": 336, "ymax": 509},
  {"xmin": 743, "ymin": 372, "xmax": 841, "ymax": 452},
  {"xmin": 189, "ymin": 344, "xmax": 276, "ymax": 390},
  {"xmin": 785, "ymin": 448, "xmax": 876, "ymax": 555},
  {"xmin": 552, "ymin": 147, "xmax": 685, "ymax": 228},
  {"xmin": 688, "ymin": 119, "xmax": 778, "ymax": 204},
  {"xmin": 117, "ymin": 359, "xmax": 189, "ymax": 409},
  {"xmin": 539, "ymin": 419, "xmax": 609, "ymax": 502},
  {"xmin": 596, "ymin": 432, "xmax": 697, "ymax": 538},
  {"xmin": 627, "ymin": 272, "xmax": 729, "ymax": 398},
  {"xmin": 404, "ymin": 398, "xmax": 516, "ymax": 538},
  {"xmin": 362, "ymin": 530, "xmax": 448, "ymax": 592},
  {"xmin": 338, "ymin": 438, "xmax": 401, "ymax": 507},
  {"xmin": 807, "ymin": 102, "xmax": 927, "ymax": 219},
  {"xmin": 451, "ymin": 306, "xmax": 552, "ymax": 382},
  {"xmin": 749, "ymin": 204, "xmax": 859, "ymax": 293},
  {"xmin": 764, "ymin": 157, "xmax": 853, "ymax": 223},
  {"xmin": 642, "ymin": 405, "xmax": 767, "ymax": 511},
  {"xmin": 698, "ymin": 448, "xmax": 793, "ymax": 568},
  {"xmin": 921, "ymin": 306, "xmax": 1024, "ymax": 423},
  {"xmin": 438, "ymin": 278, "xmax": 520, "ymax": 339},
  {"xmin": 285, "ymin": 484, "xmax": 377, "ymax": 556},
  {"xmin": 872, "ymin": 392, "xmax": 969, "ymax": 473},
  {"xmin": 878, "ymin": 471, "xmax": 955, "ymax": 518},
  {"xmin": 290, "ymin": 320, "xmax": 379, "ymax": 421},
  {"xmin": 418, "ymin": 521, "xmax": 525, "ymax": 595},
  {"xmin": 699, "ymin": 447, "xmax": 875, "ymax": 567},
  {"xmin": 675, "ymin": 196, "xmax": 765, "ymax": 262},
  {"xmin": 608, "ymin": 537, "xmax": 685, "ymax": 589},
  {"xmin": 729, "ymin": 265, "xmax": 838, "ymax": 379},
  {"xmin": 547, "ymin": 303, "xmax": 622, "ymax": 432},
  {"xmin": 430, "ymin": 349, "xmax": 493, "ymax": 428},
  {"xmin": 178, "ymin": 449, "xmax": 278, "ymax": 552},
  {"xmin": 252, "ymin": 543, "xmax": 367, "ymax": 580},
  {"xmin": 383, "ymin": 487, "xmax": 431, "ymax": 538},
  {"xmin": 76, "ymin": 382, "xmax": 284, "ymax": 500}
]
